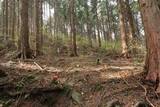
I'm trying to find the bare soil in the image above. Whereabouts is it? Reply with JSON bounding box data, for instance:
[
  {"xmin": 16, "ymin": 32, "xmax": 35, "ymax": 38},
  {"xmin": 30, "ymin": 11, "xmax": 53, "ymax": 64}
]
[{"xmin": 0, "ymin": 53, "xmax": 160, "ymax": 107}]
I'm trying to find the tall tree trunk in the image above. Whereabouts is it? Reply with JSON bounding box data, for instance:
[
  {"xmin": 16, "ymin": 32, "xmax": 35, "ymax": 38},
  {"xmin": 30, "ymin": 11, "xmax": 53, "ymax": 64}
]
[
  {"xmin": 40, "ymin": 0, "xmax": 43, "ymax": 49},
  {"xmin": 20, "ymin": 0, "xmax": 31, "ymax": 59},
  {"xmin": 5, "ymin": 0, "xmax": 8, "ymax": 41},
  {"xmin": 139, "ymin": 0, "xmax": 160, "ymax": 93},
  {"xmin": 69, "ymin": 0, "xmax": 78, "ymax": 56},
  {"xmin": 117, "ymin": 0, "xmax": 128, "ymax": 56},
  {"xmin": 85, "ymin": 0, "xmax": 92, "ymax": 47},
  {"xmin": 35, "ymin": 0, "xmax": 41, "ymax": 56},
  {"xmin": 102, "ymin": 17, "xmax": 107, "ymax": 41},
  {"xmin": 96, "ymin": 23, "xmax": 101, "ymax": 47},
  {"xmin": 49, "ymin": 0, "xmax": 52, "ymax": 36},
  {"xmin": 125, "ymin": 0, "xmax": 137, "ymax": 42},
  {"xmin": 9, "ymin": 2, "xmax": 12, "ymax": 36},
  {"xmin": 17, "ymin": 0, "xmax": 21, "ymax": 51},
  {"xmin": 2, "ymin": 1, "xmax": 5, "ymax": 36},
  {"xmin": 11, "ymin": 0, "xmax": 16, "ymax": 43},
  {"xmin": 95, "ymin": 0, "xmax": 101, "ymax": 47},
  {"xmin": 106, "ymin": 0, "xmax": 112, "ymax": 41}
]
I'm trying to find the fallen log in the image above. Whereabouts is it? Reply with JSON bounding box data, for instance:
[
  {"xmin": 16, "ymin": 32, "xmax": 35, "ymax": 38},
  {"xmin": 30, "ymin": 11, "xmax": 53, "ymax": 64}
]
[{"xmin": 0, "ymin": 82, "xmax": 63, "ymax": 98}]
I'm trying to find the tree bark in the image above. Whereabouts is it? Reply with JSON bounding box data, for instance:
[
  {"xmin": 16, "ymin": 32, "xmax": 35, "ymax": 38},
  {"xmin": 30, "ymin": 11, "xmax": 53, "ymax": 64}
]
[
  {"xmin": 5, "ymin": 0, "xmax": 8, "ymax": 41},
  {"xmin": 117, "ymin": 0, "xmax": 128, "ymax": 56},
  {"xmin": 139, "ymin": 0, "xmax": 160, "ymax": 93},
  {"xmin": 125, "ymin": 0, "xmax": 137, "ymax": 42},
  {"xmin": 85, "ymin": 0, "xmax": 92, "ymax": 47},
  {"xmin": 106, "ymin": 0, "xmax": 113, "ymax": 41},
  {"xmin": 35, "ymin": 0, "xmax": 41, "ymax": 56},
  {"xmin": 95, "ymin": 0, "xmax": 101, "ymax": 47},
  {"xmin": 11, "ymin": 0, "xmax": 16, "ymax": 42},
  {"xmin": 17, "ymin": 0, "xmax": 21, "ymax": 51},
  {"xmin": 40, "ymin": 0, "xmax": 43, "ymax": 49},
  {"xmin": 2, "ymin": 1, "xmax": 5, "ymax": 36},
  {"xmin": 69, "ymin": 0, "xmax": 78, "ymax": 56},
  {"xmin": 20, "ymin": 0, "xmax": 31, "ymax": 59}
]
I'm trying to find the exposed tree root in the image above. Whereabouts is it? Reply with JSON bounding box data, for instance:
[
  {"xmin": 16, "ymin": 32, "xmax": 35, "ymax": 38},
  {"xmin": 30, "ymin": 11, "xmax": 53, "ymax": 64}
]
[
  {"xmin": 13, "ymin": 50, "xmax": 35, "ymax": 59},
  {"xmin": 138, "ymin": 82, "xmax": 155, "ymax": 107},
  {"xmin": 120, "ymin": 51, "xmax": 130, "ymax": 58},
  {"xmin": 156, "ymin": 85, "xmax": 160, "ymax": 94}
]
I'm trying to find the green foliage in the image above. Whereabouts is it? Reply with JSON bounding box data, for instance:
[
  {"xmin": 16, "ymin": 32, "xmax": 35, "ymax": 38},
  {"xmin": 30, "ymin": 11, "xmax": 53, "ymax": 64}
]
[
  {"xmin": 16, "ymin": 75, "xmax": 35, "ymax": 89},
  {"xmin": 96, "ymin": 58, "xmax": 101, "ymax": 65},
  {"xmin": 23, "ymin": 93, "xmax": 30, "ymax": 99},
  {"xmin": 102, "ymin": 40, "xmax": 122, "ymax": 54},
  {"xmin": 77, "ymin": 35, "xmax": 91, "ymax": 48},
  {"xmin": 62, "ymin": 83, "xmax": 82, "ymax": 104},
  {"xmin": 70, "ymin": 90, "xmax": 82, "ymax": 104},
  {"xmin": 0, "ymin": 43, "xmax": 6, "ymax": 51},
  {"xmin": 3, "ymin": 99, "xmax": 15, "ymax": 107},
  {"xmin": 0, "ymin": 96, "xmax": 15, "ymax": 107},
  {"xmin": 51, "ymin": 80, "xmax": 60, "ymax": 85},
  {"xmin": 94, "ymin": 83, "xmax": 103, "ymax": 91},
  {"xmin": 62, "ymin": 84, "xmax": 71, "ymax": 95}
]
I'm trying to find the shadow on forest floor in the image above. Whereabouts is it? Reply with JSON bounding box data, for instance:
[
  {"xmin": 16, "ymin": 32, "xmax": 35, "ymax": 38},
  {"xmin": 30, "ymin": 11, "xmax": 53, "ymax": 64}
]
[{"xmin": 0, "ymin": 54, "xmax": 160, "ymax": 107}]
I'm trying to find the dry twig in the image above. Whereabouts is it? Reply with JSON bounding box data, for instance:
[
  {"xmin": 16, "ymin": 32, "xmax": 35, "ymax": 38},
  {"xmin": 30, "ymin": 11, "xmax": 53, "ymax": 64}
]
[{"xmin": 34, "ymin": 62, "xmax": 44, "ymax": 71}]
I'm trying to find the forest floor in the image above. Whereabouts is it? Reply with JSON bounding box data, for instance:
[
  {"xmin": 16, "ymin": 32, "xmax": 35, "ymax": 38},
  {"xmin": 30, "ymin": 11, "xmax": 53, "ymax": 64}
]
[{"xmin": 0, "ymin": 52, "xmax": 160, "ymax": 107}]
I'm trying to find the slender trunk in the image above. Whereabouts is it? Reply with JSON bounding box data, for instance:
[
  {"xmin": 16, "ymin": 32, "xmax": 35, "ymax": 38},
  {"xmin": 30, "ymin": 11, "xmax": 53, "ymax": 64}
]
[
  {"xmin": 11, "ymin": 0, "xmax": 16, "ymax": 42},
  {"xmin": 49, "ymin": 0, "xmax": 52, "ymax": 36},
  {"xmin": 17, "ymin": 0, "xmax": 21, "ymax": 51},
  {"xmin": 2, "ymin": 1, "xmax": 5, "ymax": 36},
  {"xmin": 106, "ymin": 1, "xmax": 112, "ymax": 41},
  {"xmin": 97, "ymin": 23, "xmax": 101, "ymax": 47},
  {"xmin": 125, "ymin": 0, "xmax": 137, "ymax": 41},
  {"xmin": 40, "ymin": 0, "xmax": 43, "ymax": 49},
  {"xmin": 87, "ymin": 23, "xmax": 92, "ymax": 47},
  {"xmin": 5, "ymin": 0, "xmax": 8, "ymax": 41},
  {"xmin": 35, "ymin": 0, "xmax": 40, "ymax": 56},
  {"xmin": 86, "ymin": 2, "xmax": 92, "ymax": 47},
  {"xmin": 96, "ymin": 6, "xmax": 101, "ymax": 47},
  {"xmin": 69, "ymin": 0, "xmax": 77, "ymax": 56},
  {"xmin": 20, "ymin": 0, "xmax": 31, "ymax": 59}
]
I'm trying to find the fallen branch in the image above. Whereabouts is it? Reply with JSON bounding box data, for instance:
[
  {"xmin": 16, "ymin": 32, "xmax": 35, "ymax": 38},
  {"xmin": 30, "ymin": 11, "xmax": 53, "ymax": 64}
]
[{"xmin": 34, "ymin": 62, "xmax": 44, "ymax": 71}]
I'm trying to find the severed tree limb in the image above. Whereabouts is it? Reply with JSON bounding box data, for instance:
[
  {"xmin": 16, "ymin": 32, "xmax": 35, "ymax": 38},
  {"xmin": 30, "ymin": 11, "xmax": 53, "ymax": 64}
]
[{"xmin": 34, "ymin": 62, "xmax": 44, "ymax": 71}]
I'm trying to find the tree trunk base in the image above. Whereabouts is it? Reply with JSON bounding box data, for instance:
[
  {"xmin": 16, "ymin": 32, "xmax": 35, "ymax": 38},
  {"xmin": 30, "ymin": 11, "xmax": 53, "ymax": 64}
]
[
  {"xmin": 69, "ymin": 53, "xmax": 78, "ymax": 57},
  {"xmin": 156, "ymin": 84, "xmax": 160, "ymax": 93},
  {"xmin": 143, "ymin": 73, "xmax": 160, "ymax": 94},
  {"xmin": 13, "ymin": 50, "xmax": 35, "ymax": 59},
  {"xmin": 35, "ymin": 50, "xmax": 44, "ymax": 57},
  {"xmin": 120, "ymin": 51, "xmax": 130, "ymax": 58}
]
